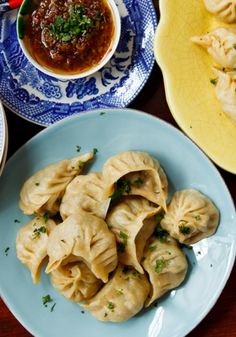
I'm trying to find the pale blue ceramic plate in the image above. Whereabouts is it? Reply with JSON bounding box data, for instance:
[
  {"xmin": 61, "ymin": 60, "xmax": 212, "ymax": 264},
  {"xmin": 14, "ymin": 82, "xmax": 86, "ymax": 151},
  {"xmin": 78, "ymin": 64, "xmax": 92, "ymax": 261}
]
[
  {"xmin": 0, "ymin": 108, "xmax": 235, "ymax": 337},
  {"xmin": 0, "ymin": 1, "xmax": 157, "ymax": 126}
]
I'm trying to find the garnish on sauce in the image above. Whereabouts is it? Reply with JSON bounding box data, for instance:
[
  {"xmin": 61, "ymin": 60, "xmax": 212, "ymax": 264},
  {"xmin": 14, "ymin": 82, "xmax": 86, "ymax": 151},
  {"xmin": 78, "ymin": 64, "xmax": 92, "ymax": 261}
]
[
  {"xmin": 48, "ymin": 4, "xmax": 93, "ymax": 42},
  {"xmin": 42, "ymin": 294, "xmax": 53, "ymax": 307},
  {"xmin": 179, "ymin": 224, "xmax": 191, "ymax": 235}
]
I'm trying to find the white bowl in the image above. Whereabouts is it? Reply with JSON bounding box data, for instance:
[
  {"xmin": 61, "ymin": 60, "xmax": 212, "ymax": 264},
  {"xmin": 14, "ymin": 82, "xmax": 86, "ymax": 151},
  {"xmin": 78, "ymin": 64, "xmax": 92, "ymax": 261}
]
[{"xmin": 17, "ymin": 0, "xmax": 121, "ymax": 80}]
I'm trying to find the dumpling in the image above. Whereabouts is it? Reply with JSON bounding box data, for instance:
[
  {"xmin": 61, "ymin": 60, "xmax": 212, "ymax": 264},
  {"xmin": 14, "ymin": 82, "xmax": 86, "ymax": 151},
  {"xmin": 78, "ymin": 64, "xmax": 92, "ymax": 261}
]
[
  {"xmin": 60, "ymin": 172, "xmax": 110, "ymax": 220},
  {"xmin": 19, "ymin": 152, "xmax": 94, "ymax": 216},
  {"xmin": 102, "ymin": 151, "xmax": 168, "ymax": 210},
  {"xmin": 203, "ymin": 0, "xmax": 236, "ymax": 23},
  {"xmin": 211, "ymin": 67, "xmax": 236, "ymax": 123},
  {"xmin": 50, "ymin": 261, "xmax": 103, "ymax": 302},
  {"xmin": 160, "ymin": 189, "xmax": 220, "ymax": 245},
  {"xmin": 16, "ymin": 216, "xmax": 56, "ymax": 283},
  {"xmin": 142, "ymin": 235, "xmax": 188, "ymax": 307},
  {"xmin": 191, "ymin": 28, "xmax": 236, "ymax": 69},
  {"xmin": 45, "ymin": 211, "xmax": 117, "ymax": 282},
  {"xmin": 106, "ymin": 196, "xmax": 161, "ymax": 273},
  {"xmin": 82, "ymin": 265, "xmax": 150, "ymax": 322}
]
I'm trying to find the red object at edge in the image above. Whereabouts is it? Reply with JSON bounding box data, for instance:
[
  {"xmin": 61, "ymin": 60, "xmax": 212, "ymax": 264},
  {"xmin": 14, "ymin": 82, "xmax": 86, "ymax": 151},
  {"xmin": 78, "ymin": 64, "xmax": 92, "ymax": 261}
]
[{"xmin": 9, "ymin": 0, "xmax": 22, "ymax": 9}]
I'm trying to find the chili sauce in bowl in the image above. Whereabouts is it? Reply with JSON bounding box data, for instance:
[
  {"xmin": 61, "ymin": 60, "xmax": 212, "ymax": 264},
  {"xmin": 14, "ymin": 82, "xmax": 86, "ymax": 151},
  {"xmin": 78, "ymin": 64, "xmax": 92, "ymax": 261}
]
[{"xmin": 17, "ymin": 0, "xmax": 121, "ymax": 79}]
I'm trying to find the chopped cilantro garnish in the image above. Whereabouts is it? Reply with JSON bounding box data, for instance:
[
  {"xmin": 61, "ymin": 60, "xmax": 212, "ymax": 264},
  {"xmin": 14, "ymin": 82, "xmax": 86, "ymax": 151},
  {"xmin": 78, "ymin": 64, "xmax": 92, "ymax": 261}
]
[
  {"xmin": 32, "ymin": 226, "xmax": 47, "ymax": 239},
  {"xmin": 132, "ymin": 177, "xmax": 143, "ymax": 187},
  {"xmin": 117, "ymin": 242, "xmax": 126, "ymax": 253},
  {"xmin": 43, "ymin": 210, "xmax": 50, "ymax": 223},
  {"xmin": 210, "ymin": 78, "xmax": 217, "ymax": 85},
  {"xmin": 48, "ymin": 4, "xmax": 93, "ymax": 42},
  {"xmin": 116, "ymin": 289, "xmax": 124, "ymax": 295},
  {"xmin": 154, "ymin": 224, "xmax": 168, "ymax": 242},
  {"xmin": 155, "ymin": 259, "xmax": 167, "ymax": 274},
  {"xmin": 4, "ymin": 247, "xmax": 10, "ymax": 256},
  {"xmin": 78, "ymin": 160, "xmax": 85, "ymax": 169},
  {"xmin": 179, "ymin": 224, "xmax": 191, "ymax": 235},
  {"xmin": 119, "ymin": 231, "xmax": 128, "ymax": 244},
  {"xmin": 50, "ymin": 303, "xmax": 56, "ymax": 312},
  {"xmin": 233, "ymin": 44, "xmax": 236, "ymax": 50},
  {"xmin": 76, "ymin": 145, "xmax": 81, "ymax": 152},
  {"xmin": 81, "ymin": 310, "xmax": 85, "ymax": 314},
  {"xmin": 107, "ymin": 302, "xmax": 115, "ymax": 311},
  {"xmin": 42, "ymin": 294, "xmax": 53, "ymax": 307},
  {"xmin": 35, "ymin": 182, "xmax": 40, "ymax": 186},
  {"xmin": 195, "ymin": 214, "xmax": 201, "ymax": 220},
  {"xmin": 93, "ymin": 148, "xmax": 98, "ymax": 155},
  {"xmin": 110, "ymin": 179, "xmax": 131, "ymax": 200},
  {"xmin": 155, "ymin": 214, "xmax": 164, "ymax": 223},
  {"xmin": 14, "ymin": 219, "xmax": 21, "ymax": 223},
  {"xmin": 149, "ymin": 245, "xmax": 157, "ymax": 252},
  {"xmin": 104, "ymin": 312, "xmax": 108, "ymax": 317},
  {"xmin": 99, "ymin": 112, "xmax": 105, "ymax": 115}
]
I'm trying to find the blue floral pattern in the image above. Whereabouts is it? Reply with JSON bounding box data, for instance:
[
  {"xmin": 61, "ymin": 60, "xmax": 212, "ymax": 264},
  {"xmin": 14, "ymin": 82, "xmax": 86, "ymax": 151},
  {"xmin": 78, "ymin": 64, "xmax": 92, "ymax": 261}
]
[{"xmin": 0, "ymin": 1, "xmax": 157, "ymax": 126}]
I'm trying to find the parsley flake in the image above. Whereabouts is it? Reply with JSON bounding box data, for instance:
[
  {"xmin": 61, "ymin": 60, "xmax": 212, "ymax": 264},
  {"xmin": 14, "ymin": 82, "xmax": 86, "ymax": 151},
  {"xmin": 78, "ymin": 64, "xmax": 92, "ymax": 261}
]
[
  {"xmin": 4, "ymin": 247, "xmax": 10, "ymax": 256},
  {"xmin": 78, "ymin": 160, "xmax": 85, "ymax": 169},
  {"xmin": 132, "ymin": 177, "xmax": 144, "ymax": 187},
  {"xmin": 155, "ymin": 259, "xmax": 168, "ymax": 274},
  {"xmin": 43, "ymin": 210, "xmax": 50, "ymax": 223},
  {"xmin": 233, "ymin": 44, "xmax": 236, "ymax": 50},
  {"xmin": 93, "ymin": 148, "xmax": 98, "ymax": 155},
  {"xmin": 50, "ymin": 303, "xmax": 56, "ymax": 312},
  {"xmin": 76, "ymin": 145, "xmax": 81, "ymax": 152},
  {"xmin": 149, "ymin": 245, "xmax": 157, "ymax": 252},
  {"xmin": 179, "ymin": 224, "xmax": 191, "ymax": 235},
  {"xmin": 154, "ymin": 224, "xmax": 168, "ymax": 242},
  {"xmin": 210, "ymin": 78, "xmax": 217, "ymax": 85},
  {"xmin": 32, "ymin": 226, "xmax": 47, "ymax": 239},
  {"xmin": 110, "ymin": 179, "xmax": 131, "ymax": 200},
  {"xmin": 195, "ymin": 214, "xmax": 201, "ymax": 220},
  {"xmin": 107, "ymin": 302, "xmax": 115, "ymax": 311},
  {"xmin": 42, "ymin": 294, "xmax": 53, "ymax": 307},
  {"xmin": 14, "ymin": 219, "xmax": 21, "ymax": 223}
]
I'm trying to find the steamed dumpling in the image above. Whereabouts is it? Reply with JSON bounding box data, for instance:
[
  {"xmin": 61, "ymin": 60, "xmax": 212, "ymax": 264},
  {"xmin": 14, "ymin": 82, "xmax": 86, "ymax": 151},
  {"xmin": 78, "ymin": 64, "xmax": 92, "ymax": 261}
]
[
  {"xmin": 160, "ymin": 189, "xmax": 220, "ymax": 245},
  {"xmin": 16, "ymin": 216, "xmax": 56, "ymax": 283},
  {"xmin": 212, "ymin": 67, "xmax": 236, "ymax": 123},
  {"xmin": 82, "ymin": 265, "xmax": 150, "ymax": 322},
  {"xmin": 191, "ymin": 28, "xmax": 236, "ymax": 69},
  {"xmin": 50, "ymin": 261, "xmax": 103, "ymax": 302},
  {"xmin": 142, "ymin": 235, "xmax": 188, "ymax": 307},
  {"xmin": 46, "ymin": 211, "xmax": 117, "ymax": 282},
  {"xmin": 19, "ymin": 152, "xmax": 94, "ymax": 215},
  {"xmin": 60, "ymin": 172, "xmax": 110, "ymax": 220},
  {"xmin": 203, "ymin": 0, "xmax": 236, "ymax": 23},
  {"xmin": 102, "ymin": 151, "xmax": 168, "ymax": 210},
  {"xmin": 106, "ymin": 196, "xmax": 161, "ymax": 273}
]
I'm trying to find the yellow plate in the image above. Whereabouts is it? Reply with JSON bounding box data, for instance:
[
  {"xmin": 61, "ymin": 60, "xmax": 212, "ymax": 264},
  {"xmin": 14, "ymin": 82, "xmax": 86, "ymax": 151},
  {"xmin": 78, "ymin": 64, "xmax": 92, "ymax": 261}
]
[{"xmin": 154, "ymin": 0, "xmax": 236, "ymax": 174}]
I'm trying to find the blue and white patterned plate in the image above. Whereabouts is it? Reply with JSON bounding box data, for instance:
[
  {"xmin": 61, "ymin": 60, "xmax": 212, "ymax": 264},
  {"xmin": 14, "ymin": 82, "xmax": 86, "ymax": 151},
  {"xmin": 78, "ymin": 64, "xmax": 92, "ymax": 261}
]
[
  {"xmin": 0, "ymin": 1, "xmax": 157, "ymax": 126},
  {"xmin": 0, "ymin": 101, "xmax": 6, "ymax": 165}
]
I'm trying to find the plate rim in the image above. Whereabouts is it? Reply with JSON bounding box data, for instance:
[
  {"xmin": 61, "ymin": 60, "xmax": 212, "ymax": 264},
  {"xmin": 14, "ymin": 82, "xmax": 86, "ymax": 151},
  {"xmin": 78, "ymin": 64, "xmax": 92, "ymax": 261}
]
[{"xmin": 1, "ymin": 107, "xmax": 236, "ymax": 337}]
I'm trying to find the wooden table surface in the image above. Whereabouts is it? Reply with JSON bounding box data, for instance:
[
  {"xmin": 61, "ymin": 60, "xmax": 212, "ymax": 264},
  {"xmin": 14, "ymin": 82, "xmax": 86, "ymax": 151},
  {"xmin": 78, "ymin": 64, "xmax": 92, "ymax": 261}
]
[{"xmin": 0, "ymin": 62, "xmax": 235, "ymax": 337}]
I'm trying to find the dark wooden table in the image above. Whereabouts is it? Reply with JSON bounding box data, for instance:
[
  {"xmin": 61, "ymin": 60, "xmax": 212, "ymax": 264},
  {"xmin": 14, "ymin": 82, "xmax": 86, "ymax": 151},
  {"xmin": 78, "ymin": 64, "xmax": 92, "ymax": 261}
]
[{"xmin": 0, "ymin": 63, "xmax": 235, "ymax": 337}]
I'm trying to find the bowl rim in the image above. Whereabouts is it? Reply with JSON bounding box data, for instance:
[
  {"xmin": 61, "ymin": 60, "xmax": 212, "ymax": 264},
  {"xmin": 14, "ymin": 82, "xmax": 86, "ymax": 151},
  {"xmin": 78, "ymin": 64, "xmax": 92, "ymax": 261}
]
[{"xmin": 17, "ymin": 0, "xmax": 121, "ymax": 80}]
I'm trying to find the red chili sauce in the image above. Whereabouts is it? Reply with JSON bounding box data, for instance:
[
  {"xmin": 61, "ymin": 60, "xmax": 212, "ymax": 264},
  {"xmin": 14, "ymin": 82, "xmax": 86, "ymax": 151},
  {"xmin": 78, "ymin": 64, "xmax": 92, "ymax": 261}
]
[{"xmin": 24, "ymin": 0, "xmax": 115, "ymax": 74}]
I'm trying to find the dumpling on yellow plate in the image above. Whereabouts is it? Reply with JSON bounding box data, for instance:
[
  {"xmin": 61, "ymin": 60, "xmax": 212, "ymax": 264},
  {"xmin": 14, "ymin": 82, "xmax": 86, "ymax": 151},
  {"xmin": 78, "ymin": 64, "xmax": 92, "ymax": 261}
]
[
  {"xmin": 212, "ymin": 67, "xmax": 236, "ymax": 123},
  {"xmin": 203, "ymin": 0, "xmax": 236, "ymax": 23},
  {"xmin": 191, "ymin": 27, "xmax": 236, "ymax": 69}
]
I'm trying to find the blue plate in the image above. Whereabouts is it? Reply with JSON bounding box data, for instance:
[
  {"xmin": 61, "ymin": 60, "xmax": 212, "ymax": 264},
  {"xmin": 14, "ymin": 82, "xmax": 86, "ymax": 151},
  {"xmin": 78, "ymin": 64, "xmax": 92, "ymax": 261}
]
[
  {"xmin": 0, "ymin": 2, "xmax": 157, "ymax": 126},
  {"xmin": 0, "ymin": 108, "xmax": 235, "ymax": 337}
]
